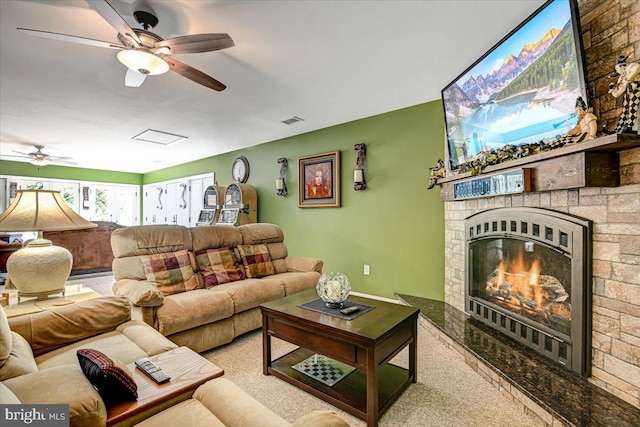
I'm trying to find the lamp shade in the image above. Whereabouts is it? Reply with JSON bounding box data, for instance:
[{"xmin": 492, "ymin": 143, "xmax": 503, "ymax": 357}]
[
  {"xmin": 1, "ymin": 190, "xmax": 97, "ymax": 300},
  {"xmin": 0, "ymin": 190, "xmax": 97, "ymax": 232},
  {"xmin": 117, "ymin": 49, "xmax": 169, "ymax": 75}
]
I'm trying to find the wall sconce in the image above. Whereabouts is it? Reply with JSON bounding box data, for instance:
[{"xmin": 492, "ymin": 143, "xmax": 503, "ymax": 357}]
[
  {"xmin": 354, "ymin": 143, "xmax": 366, "ymax": 191},
  {"xmin": 276, "ymin": 157, "xmax": 288, "ymax": 196}
]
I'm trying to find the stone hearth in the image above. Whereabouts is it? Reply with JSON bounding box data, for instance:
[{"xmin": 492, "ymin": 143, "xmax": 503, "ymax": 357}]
[{"xmin": 396, "ymin": 294, "xmax": 640, "ymax": 426}]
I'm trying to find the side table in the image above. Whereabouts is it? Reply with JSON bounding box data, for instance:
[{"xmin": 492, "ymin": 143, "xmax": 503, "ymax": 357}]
[{"xmin": 107, "ymin": 346, "xmax": 224, "ymax": 426}]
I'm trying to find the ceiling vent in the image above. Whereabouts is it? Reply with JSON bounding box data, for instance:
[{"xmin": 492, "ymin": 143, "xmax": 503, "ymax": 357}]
[
  {"xmin": 280, "ymin": 116, "xmax": 305, "ymax": 125},
  {"xmin": 132, "ymin": 129, "xmax": 188, "ymax": 146}
]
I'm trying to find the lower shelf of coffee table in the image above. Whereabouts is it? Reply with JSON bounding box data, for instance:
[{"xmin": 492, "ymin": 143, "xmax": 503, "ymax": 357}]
[{"xmin": 269, "ymin": 347, "xmax": 410, "ymax": 420}]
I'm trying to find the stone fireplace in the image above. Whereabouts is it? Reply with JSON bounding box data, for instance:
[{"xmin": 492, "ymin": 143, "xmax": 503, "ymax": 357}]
[
  {"xmin": 464, "ymin": 207, "xmax": 591, "ymax": 376},
  {"xmin": 442, "ymin": 146, "xmax": 639, "ymax": 407},
  {"xmin": 439, "ymin": 0, "xmax": 640, "ymax": 408}
]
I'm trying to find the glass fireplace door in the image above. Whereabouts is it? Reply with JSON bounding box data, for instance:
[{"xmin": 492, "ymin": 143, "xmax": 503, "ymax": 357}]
[
  {"xmin": 469, "ymin": 237, "xmax": 572, "ymax": 339},
  {"xmin": 464, "ymin": 207, "xmax": 591, "ymax": 376}
]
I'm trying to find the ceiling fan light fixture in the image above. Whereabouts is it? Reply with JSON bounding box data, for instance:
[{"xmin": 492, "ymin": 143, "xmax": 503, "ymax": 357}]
[
  {"xmin": 30, "ymin": 158, "xmax": 50, "ymax": 167},
  {"xmin": 117, "ymin": 49, "xmax": 169, "ymax": 75}
]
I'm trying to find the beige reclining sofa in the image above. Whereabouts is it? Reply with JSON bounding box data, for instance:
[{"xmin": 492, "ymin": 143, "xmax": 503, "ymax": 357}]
[{"xmin": 111, "ymin": 223, "xmax": 322, "ymax": 352}]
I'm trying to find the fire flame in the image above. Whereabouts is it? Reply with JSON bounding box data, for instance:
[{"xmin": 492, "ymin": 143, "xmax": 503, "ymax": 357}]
[{"xmin": 493, "ymin": 251, "xmax": 542, "ymax": 309}]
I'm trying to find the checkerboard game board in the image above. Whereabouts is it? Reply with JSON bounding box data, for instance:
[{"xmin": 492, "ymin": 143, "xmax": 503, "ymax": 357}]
[{"xmin": 292, "ymin": 354, "xmax": 356, "ymax": 386}]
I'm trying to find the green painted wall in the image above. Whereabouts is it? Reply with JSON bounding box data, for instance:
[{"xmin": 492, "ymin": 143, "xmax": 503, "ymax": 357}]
[
  {"xmin": 0, "ymin": 161, "xmax": 142, "ymax": 185},
  {"xmin": 0, "ymin": 100, "xmax": 445, "ymax": 300},
  {"xmin": 146, "ymin": 101, "xmax": 446, "ymax": 300}
]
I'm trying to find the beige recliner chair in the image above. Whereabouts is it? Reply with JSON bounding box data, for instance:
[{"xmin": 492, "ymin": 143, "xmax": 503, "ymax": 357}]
[
  {"xmin": 0, "ymin": 296, "xmax": 179, "ymax": 426},
  {"xmin": 134, "ymin": 378, "xmax": 350, "ymax": 427},
  {"xmin": 0, "ymin": 296, "xmax": 350, "ymax": 427}
]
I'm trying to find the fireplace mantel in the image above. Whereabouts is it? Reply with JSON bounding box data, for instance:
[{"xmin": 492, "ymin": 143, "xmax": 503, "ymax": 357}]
[{"xmin": 439, "ymin": 133, "xmax": 639, "ymax": 201}]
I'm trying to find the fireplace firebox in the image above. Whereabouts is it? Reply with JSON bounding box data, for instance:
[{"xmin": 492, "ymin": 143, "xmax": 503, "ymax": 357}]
[{"xmin": 465, "ymin": 207, "xmax": 591, "ymax": 376}]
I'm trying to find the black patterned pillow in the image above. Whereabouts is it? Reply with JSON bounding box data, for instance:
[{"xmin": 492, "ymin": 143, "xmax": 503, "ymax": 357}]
[{"xmin": 77, "ymin": 349, "xmax": 138, "ymax": 407}]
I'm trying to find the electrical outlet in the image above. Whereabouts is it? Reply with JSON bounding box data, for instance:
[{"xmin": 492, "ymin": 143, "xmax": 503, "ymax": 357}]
[{"xmin": 364, "ymin": 264, "xmax": 370, "ymax": 275}]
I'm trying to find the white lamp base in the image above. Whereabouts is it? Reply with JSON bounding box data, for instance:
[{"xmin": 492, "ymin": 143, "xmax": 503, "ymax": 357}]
[{"xmin": 6, "ymin": 238, "xmax": 72, "ymax": 301}]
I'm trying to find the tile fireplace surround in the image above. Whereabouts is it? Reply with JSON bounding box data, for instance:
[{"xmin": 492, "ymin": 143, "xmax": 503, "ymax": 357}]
[{"xmin": 440, "ymin": 147, "xmax": 640, "ymax": 418}]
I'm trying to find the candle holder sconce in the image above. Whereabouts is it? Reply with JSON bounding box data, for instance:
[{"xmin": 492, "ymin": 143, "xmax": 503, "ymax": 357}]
[
  {"xmin": 354, "ymin": 143, "xmax": 366, "ymax": 191},
  {"xmin": 276, "ymin": 158, "xmax": 288, "ymax": 196}
]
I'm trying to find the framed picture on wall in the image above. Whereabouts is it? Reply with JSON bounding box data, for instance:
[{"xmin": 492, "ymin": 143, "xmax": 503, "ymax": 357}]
[{"xmin": 298, "ymin": 150, "xmax": 341, "ymax": 208}]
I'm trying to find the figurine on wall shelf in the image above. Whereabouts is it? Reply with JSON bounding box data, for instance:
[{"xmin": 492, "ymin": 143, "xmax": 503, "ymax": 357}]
[
  {"xmin": 427, "ymin": 159, "xmax": 446, "ymax": 190},
  {"xmin": 607, "ymin": 55, "xmax": 639, "ymax": 134},
  {"xmin": 565, "ymin": 97, "xmax": 597, "ymax": 141},
  {"xmin": 546, "ymin": 96, "xmax": 598, "ymax": 146}
]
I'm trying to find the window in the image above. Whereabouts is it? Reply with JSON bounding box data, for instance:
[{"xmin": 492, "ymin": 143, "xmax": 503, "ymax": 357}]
[{"xmin": 3, "ymin": 176, "xmax": 139, "ymax": 226}]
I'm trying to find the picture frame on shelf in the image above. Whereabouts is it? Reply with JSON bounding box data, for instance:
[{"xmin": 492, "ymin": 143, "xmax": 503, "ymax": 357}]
[{"xmin": 298, "ymin": 150, "xmax": 341, "ymax": 208}]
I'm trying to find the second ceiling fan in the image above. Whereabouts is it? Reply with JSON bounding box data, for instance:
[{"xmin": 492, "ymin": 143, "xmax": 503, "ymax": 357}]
[{"xmin": 18, "ymin": 0, "xmax": 234, "ymax": 91}]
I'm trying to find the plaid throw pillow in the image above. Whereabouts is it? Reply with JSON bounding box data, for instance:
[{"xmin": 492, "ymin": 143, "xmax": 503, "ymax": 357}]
[
  {"xmin": 141, "ymin": 249, "xmax": 199, "ymax": 296},
  {"xmin": 237, "ymin": 244, "xmax": 275, "ymax": 278},
  {"xmin": 195, "ymin": 247, "xmax": 245, "ymax": 288},
  {"xmin": 77, "ymin": 349, "xmax": 137, "ymax": 407}
]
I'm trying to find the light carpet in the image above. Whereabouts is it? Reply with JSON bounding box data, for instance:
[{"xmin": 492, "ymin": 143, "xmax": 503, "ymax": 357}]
[
  {"xmin": 79, "ymin": 274, "xmax": 539, "ymax": 426},
  {"xmin": 203, "ymin": 327, "xmax": 539, "ymax": 427}
]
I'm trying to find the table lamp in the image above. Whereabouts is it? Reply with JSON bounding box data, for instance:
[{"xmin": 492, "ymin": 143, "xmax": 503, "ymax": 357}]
[{"xmin": 0, "ymin": 190, "xmax": 97, "ymax": 300}]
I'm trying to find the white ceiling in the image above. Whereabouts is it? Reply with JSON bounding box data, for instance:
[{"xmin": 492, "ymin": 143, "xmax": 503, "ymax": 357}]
[{"xmin": 0, "ymin": 0, "xmax": 544, "ymax": 174}]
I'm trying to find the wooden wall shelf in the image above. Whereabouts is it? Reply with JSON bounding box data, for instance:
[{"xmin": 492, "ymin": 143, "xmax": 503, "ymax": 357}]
[{"xmin": 439, "ymin": 133, "xmax": 639, "ymax": 202}]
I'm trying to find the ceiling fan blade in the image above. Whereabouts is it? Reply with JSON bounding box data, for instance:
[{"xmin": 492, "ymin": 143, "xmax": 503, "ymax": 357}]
[
  {"xmin": 11, "ymin": 150, "xmax": 30, "ymax": 155},
  {"xmin": 49, "ymin": 155, "xmax": 75, "ymax": 161},
  {"xmin": 125, "ymin": 68, "xmax": 146, "ymax": 87},
  {"xmin": 164, "ymin": 57, "xmax": 226, "ymax": 91},
  {"xmin": 154, "ymin": 34, "xmax": 235, "ymax": 55},
  {"xmin": 50, "ymin": 158, "xmax": 78, "ymax": 165},
  {"xmin": 17, "ymin": 28, "xmax": 125, "ymax": 50},
  {"xmin": 2, "ymin": 154, "xmax": 30, "ymax": 160},
  {"xmin": 85, "ymin": 0, "xmax": 142, "ymax": 45}
]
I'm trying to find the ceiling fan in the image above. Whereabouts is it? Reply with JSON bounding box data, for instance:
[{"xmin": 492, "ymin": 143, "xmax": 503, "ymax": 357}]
[
  {"xmin": 17, "ymin": 0, "xmax": 234, "ymax": 91},
  {"xmin": 4, "ymin": 145, "xmax": 77, "ymax": 167}
]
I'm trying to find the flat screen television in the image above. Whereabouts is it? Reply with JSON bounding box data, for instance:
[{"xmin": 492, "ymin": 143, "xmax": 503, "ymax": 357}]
[{"xmin": 442, "ymin": 0, "xmax": 587, "ymax": 171}]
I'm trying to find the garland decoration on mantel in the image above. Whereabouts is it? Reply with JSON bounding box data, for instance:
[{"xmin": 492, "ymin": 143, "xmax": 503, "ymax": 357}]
[
  {"xmin": 426, "ymin": 132, "xmax": 593, "ymax": 189},
  {"xmin": 456, "ymin": 132, "xmax": 590, "ymax": 176}
]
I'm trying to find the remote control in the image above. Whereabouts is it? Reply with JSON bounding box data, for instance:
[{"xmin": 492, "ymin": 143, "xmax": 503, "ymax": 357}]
[
  {"xmin": 340, "ymin": 306, "xmax": 361, "ymax": 315},
  {"xmin": 135, "ymin": 357, "xmax": 171, "ymax": 384}
]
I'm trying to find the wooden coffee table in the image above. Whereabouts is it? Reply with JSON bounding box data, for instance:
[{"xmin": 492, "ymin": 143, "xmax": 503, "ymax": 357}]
[
  {"xmin": 261, "ymin": 289, "xmax": 419, "ymax": 427},
  {"xmin": 107, "ymin": 346, "xmax": 224, "ymax": 426}
]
